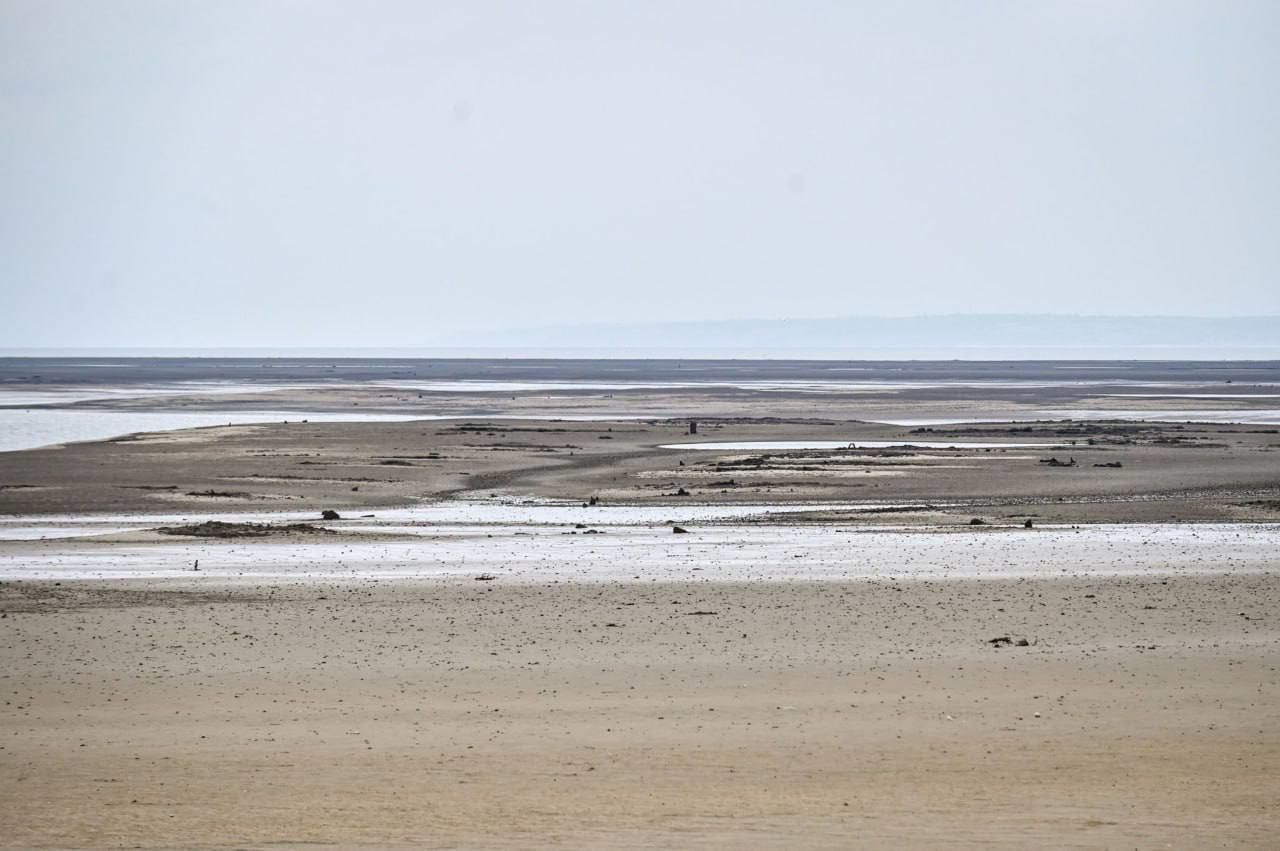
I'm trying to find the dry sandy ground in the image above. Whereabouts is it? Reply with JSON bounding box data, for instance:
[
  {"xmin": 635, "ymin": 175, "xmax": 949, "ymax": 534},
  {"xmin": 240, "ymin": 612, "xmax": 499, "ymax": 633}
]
[{"xmin": 2, "ymin": 574, "xmax": 1277, "ymax": 849}]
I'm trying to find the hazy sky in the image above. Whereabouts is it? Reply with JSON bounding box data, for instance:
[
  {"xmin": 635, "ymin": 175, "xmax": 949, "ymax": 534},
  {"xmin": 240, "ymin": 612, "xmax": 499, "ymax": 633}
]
[{"xmin": 2, "ymin": 1, "xmax": 1277, "ymax": 347}]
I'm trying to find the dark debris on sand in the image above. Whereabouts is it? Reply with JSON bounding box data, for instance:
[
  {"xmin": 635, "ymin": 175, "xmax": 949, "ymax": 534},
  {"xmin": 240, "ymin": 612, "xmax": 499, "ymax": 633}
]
[{"xmin": 157, "ymin": 521, "xmax": 336, "ymax": 539}]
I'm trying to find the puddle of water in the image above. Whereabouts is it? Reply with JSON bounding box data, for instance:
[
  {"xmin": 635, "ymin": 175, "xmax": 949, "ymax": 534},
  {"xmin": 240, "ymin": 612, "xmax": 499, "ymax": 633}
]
[
  {"xmin": 868, "ymin": 418, "xmax": 1001, "ymax": 426},
  {"xmin": 0, "ymin": 409, "xmax": 422, "ymax": 453},
  {"xmin": 661, "ymin": 440, "xmax": 1067, "ymax": 451}
]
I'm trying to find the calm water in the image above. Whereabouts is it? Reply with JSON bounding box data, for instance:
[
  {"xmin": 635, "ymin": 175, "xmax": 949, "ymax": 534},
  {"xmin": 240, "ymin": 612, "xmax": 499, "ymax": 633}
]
[{"xmin": 0, "ymin": 409, "xmax": 421, "ymax": 453}]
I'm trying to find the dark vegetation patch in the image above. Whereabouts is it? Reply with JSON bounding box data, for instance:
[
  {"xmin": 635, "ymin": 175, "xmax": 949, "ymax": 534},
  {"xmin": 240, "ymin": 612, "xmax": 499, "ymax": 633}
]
[
  {"xmin": 157, "ymin": 521, "xmax": 335, "ymax": 538},
  {"xmin": 851, "ymin": 504, "xmax": 940, "ymax": 515},
  {"xmin": 657, "ymin": 417, "xmax": 839, "ymax": 426},
  {"xmin": 910, "ymin": 422, "xmax": 1210, "ymax": 447},
  {"xmin": 702, "ymin": 449, "xmax": 919, "ymax": 472},
  {"xmin": 912, "ymin": 423, "xmax": 1181, "ymax": 437},
  {"xmin": 446, "ymin": 424, "xmax": 573, "ymax": 434}
]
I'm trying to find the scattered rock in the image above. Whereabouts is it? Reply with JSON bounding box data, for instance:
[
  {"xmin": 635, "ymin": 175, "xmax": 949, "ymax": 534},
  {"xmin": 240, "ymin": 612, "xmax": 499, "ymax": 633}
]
[
  {"xmin": 321, "ymin": 510, "xmax": 341, "ymax": 521},
  {"xmin": 969, "ymin": 518, "xmax": 986, "ymax": 526},
  {"xmin": 672, "ymin": 526, "xmax": 689, "ymax": 534}
]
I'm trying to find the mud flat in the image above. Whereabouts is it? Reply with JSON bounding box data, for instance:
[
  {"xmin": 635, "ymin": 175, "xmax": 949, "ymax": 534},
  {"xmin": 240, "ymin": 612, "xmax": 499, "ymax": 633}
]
[
  {"xmin": 3, "ymin": 507, "xmax": 1279, "ymax": 582},
  {"xmin": 2, "ymin": 415, "xmax": 1279, "ymax": 525}
]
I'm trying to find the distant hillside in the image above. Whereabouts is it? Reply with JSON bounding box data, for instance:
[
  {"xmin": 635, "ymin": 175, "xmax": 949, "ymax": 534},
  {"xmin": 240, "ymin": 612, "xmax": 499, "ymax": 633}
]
[{"xmin": 492, "ymin": 315, "xmax": 1280, "ymax": 352}]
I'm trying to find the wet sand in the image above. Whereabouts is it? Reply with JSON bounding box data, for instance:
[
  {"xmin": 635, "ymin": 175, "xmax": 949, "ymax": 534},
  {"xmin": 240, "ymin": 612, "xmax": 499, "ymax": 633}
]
[{"xmin": 4, "ymin": 515, "xmax": 1279, "ymax": 582}]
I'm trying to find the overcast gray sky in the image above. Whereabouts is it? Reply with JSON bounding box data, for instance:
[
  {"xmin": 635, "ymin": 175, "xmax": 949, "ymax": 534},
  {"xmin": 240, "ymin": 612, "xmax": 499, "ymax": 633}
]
[{"xmin": 2, "ymin": 1, "xmax": 1277, "ymax": 347}]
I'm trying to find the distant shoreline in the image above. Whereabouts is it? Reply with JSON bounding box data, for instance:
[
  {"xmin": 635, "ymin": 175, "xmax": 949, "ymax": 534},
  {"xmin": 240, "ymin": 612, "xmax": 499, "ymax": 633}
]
[
  {"xmin": 3, "ymin": 356, "xmax": 1280, "ymax": 386},
  {"xmin": 5, "ymin": 347, "xmax": 1280, "ymax": 360}
]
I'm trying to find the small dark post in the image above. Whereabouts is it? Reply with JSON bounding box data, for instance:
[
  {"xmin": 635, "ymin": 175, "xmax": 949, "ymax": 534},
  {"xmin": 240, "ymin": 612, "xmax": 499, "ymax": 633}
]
[{"xmin": 689, "ymin": 420, "xmax": 698, "ymax": 435}]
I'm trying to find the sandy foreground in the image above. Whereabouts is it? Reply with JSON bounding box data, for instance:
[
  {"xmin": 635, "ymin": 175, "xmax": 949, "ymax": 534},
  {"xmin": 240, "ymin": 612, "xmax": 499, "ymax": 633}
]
[{"xmin": 2, "ymin": 569, "xmax": 1277, "ymax": 849}]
